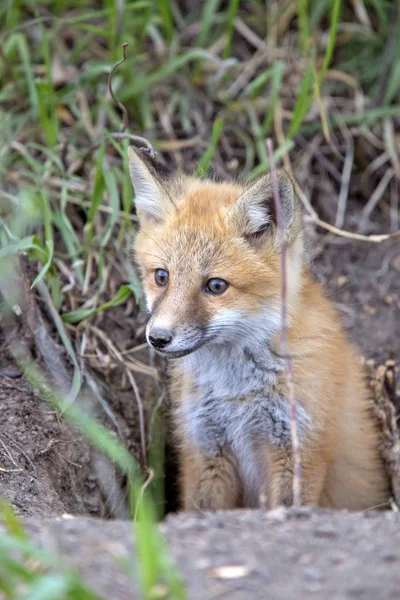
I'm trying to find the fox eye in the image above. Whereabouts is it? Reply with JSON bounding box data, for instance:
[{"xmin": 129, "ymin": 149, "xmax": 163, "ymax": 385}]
[
  {"xmin": 154, "ymin": 268, "xmax": 169, "ymax": 287},
  {"xmin": 205, "ymin": 278, "xmax": 229, "ymax": 295}
]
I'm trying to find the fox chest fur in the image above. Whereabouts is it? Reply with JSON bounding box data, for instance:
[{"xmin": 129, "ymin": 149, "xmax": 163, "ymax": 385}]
[{"xmin": 174, "ymin": 339, "xmax": 311, "ymax": 495}]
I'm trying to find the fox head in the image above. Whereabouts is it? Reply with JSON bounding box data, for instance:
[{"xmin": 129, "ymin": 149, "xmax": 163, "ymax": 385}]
[{"xmin": 129, "ymin": 147, "xmax": 304, "ymax": 358}]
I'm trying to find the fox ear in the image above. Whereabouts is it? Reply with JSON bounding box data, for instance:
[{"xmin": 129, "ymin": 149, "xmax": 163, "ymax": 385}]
[
  {"xmin": 227, "ymin": 171, "xmax": 301, "ymax": 243},
  {"xmin": 128, "ymin": 146, "xmax": 174, "ymax": 224}
]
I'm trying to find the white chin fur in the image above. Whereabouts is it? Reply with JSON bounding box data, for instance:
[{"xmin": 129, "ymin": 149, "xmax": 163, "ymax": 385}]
[{"xmin": 207, "ymin": 306, "xmax": 281, "ymax": 346}]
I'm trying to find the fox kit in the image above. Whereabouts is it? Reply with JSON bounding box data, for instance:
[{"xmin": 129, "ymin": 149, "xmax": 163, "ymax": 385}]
[{"xmin": 129, "ymin": 146, "xmax": 389, "ymax": 511}]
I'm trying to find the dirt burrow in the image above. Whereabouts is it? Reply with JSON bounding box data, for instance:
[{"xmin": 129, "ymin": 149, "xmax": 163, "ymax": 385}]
[{"xmin": 1, "ymin": 230, "xmax": 400, "ymax": 519}]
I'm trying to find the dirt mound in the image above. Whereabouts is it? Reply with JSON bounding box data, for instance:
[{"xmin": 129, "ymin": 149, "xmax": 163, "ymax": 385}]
[
  {"xmin": 8, "ymin": 508, "xmax": 400, "ymax": 600},
  {"xmin": 1, "ymin": 229, "xmax": 400, "ymax": 519},
  {"xmin": 0, "ymin": 364, "xmax": 99, "ymax": 517},
  {"xmin": 0, "ymin": 257, "xmax": 157, "ymax": 519}
]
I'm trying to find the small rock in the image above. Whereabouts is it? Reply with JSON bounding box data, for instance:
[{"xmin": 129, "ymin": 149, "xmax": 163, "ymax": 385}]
[
  {"xmin": 290, "ymin": 506, "xmax": 312, "ymax": 519},
  {"xmin": 363, "ymin": 303, "xmax": 376, "ymax": 315},
  {"xmin": 298, "ymin": 553, "xmax": 313, "ymax": 565},
  {"xmin": 85, "ymin": 498, "xmax": 100, "ymax": 513},
  {"xmin": 348, "ymin": 587, "xmax": 367, "ymax": 597},
  {"xmin": 379, "ymin": 552, "xmax": 398, "ymax": 562},
  {"xmin": 336, "ymin": 275, "xmax": 348, "ymax": 287},
  {"xmin": 393, "ymin": 255, "xmax": 400, "ymax": 271},
  {"xmin": 266, "ymin": 506, "xmax": 287, "ymax": 522},
  {"xmin": 313, "ymin": 525, "xmax": 337, "ymax": 538},
  {"xmin": 303, "ymin": 567, "xmax": 322, "ymax": 581},
  {"xmin": 208, "ymin": 565, "xmax": 251, "ymax": 579}
]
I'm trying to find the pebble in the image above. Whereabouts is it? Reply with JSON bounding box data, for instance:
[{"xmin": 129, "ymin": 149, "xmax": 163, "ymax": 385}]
[{"xmin": 303, "ymin": 567, "xmax": 322, "ymax": 582}]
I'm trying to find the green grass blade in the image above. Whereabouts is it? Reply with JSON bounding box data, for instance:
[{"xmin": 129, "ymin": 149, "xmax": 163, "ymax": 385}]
[
  {"xmin": 0, "ymin": 502, "xmax": 28, "ymax": 541},
  {"xmin": 31, "ymin": 191, "xmax": 54, "ymax": 288},
  {"xmin": 30, "ymin": 240, "xmax": 54, "ymax": 288},
  {"xmin": 247, "ymin": 106, "xmax": 268, "ymax": 164},
  {"xmin": 0, "ymin": 236, "xmax": 47, "ymax": 262},
  {"xmin": 384, "ymin": 60, "xmax": 400, "ymax": 104},
  {"xmin": 223, "ymin": 0, "xmax": 241, "ymax": 58},
  {"xmin": 247, "ymin": 139, "xmax": 295, "ymax": 180},
  {"xmin": 21, "ymin": 574, "xmax": 73, "ymax": 600},
  {"xmin": 196, "ymin": 117, "xmax": 224, "ymax": 176},
  {"xmin": 61, "ymin": 307, "xmax": 96, "ymax": 323},
  {"xmin": 262, "ymin": 60, "xmax": 285, "ymax": 135},
  {"xmin": 87, "ymin": 137, "xmax": 106, "ymax": 224},
  {"xmin": 297, "ymin": 0, "xmax": 310, "ymax": 52},
  {"xmin": 243, "ymin": 68, "xmax": 272, "ymax": 99},
  {"xmin": 37, "ymin": 11, "xmax": 59, "ymax": 147},
  {"xmin": 197, "ymin": 0, "xmax": 221, "ymax": 48},
  {"xmin": 7, "ymin": 33, "xmax": 38, "ymax": 115},
  {"xmin": 288, "ymin": 61, "xmax": 314, "ymax": 138},
  {"xmin": 101, "ymin": 167, "xmax": 120, "ymax": 247},
  {"xmin": 156, "ymin": 0, "xmax": 174, "ymax": 41},
  {"xmin": 318, "ymin": 0, "xmax": 341, "ymax": 83},
  {"xmin": 62, "ymin": 284, "xmax": 133, "ymax": 323},
  {"xmin": 0, "ymin": 512, "xmax": 103, "ymax": 599}
]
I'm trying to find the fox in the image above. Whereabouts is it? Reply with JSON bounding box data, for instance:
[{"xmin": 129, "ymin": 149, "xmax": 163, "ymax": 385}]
[{"xmin": 128, "ymin": 146, "xmax": 389, "ymax": 511}]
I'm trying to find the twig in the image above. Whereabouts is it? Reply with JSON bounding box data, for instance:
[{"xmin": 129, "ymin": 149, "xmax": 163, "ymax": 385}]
[
  {"xmin": 0, "ymin": 438, "xmax": 19, "ymax": 469},
  {"xmin": 67, "ymin": 132, "xmax": 156, "ymax": 177},
  {"xmin": 293, "ymin": 177, "xmax": 400, "ymax": 243},
  {"xmin": 0, "ymin": 466, "xmax": 23, "ymax": 473},
  {"xmin": 110, "ymin": 132, "xmax": 156, "ymax": 154},
  {"xmin": 108, "ymin": 43, "xmax": 129, "ymax": 133},
  {"xmin": 105, "ymin": 43, "xmax": 156, "ymax": 158},
  {"xmin": 271, "ymin": 123, "xmax": 400, "ymax": 243},
  {"xmin": 266, "ymin": 138, "xmax": 302, "ymax": 508},
  {"xmin": 3, "ymin": 433, "xmax": 37, "ymax": 476},
  {"xmin": 359, "ymin": 168, "xmax": 394, "ymax": 231},
  {"xmin": 335, "ymin": 141, "xmax": 354, "ymax": 229},
  {"xmin": 390, "ymin": 179, "xmax": 399, "ymax": 233}
]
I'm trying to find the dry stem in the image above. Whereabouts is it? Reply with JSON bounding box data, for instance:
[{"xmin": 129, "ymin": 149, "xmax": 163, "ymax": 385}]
[
  {"xmin": 107, "ymin": 43, "xmax": 129, "ymax": 133},
  {"xmin": 266, "ymin": 138, "xmax": 302, "ymax": 508},
  {"xmin": 106, "ymin": 44, "xmax": 156, "ymax": 157}
]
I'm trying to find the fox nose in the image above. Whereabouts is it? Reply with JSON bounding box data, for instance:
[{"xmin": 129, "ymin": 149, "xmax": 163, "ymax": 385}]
[{"xmin": 148, "ymin": 328, "xmax": 173, "ymax": 350}]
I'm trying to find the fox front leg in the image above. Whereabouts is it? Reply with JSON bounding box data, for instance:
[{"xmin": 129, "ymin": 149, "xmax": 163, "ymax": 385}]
[
  {"xmin": 267, "ymin": 447, "xmax": 327, "ymax": 508},
  {"xmin": 180, "ymin": 445, "xmax": 243, "ymax": 511}
]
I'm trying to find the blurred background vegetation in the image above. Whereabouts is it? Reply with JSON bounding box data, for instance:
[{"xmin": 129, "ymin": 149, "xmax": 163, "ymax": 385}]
[
  {"xmin": 0, "ymin": 0, "xmax": 399, "ymax": 598},
  {"xmin": 1, "ymin": 0, "xmax": 399, "ymax": 314}
]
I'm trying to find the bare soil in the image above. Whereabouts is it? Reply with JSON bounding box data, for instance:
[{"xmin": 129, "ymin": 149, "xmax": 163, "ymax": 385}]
[
  {"xmin": 1, "ymin": 212, "xmax": 400, "ymax": 598},
  {"xmin": 12, "ymin": 508, "xmax": 400, "ymax": 600},
  {"xmin": 312, "ymin": 234, "xmax": 400, "ymax": 362}
]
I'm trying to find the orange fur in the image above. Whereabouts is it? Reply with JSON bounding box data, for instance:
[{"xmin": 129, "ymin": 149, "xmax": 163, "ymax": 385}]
[{"xmin": 129, "ymin": 147, "xmax": 389, "ymax": 511}]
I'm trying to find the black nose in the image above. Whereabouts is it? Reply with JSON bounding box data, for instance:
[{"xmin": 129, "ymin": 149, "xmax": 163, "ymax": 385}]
[{"xmin": 148, "ymin": 328, "xmax": 173, "ymax": 349}]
